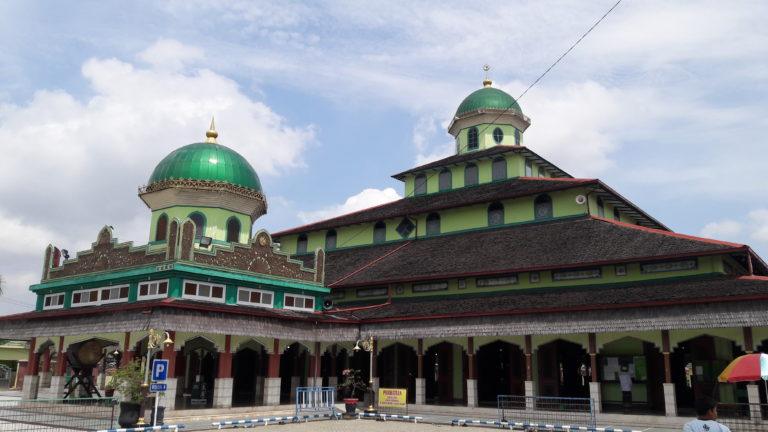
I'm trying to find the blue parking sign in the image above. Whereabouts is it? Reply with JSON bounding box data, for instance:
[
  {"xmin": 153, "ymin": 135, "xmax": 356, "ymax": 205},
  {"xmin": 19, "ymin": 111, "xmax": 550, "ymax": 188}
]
[{"xmin": 152, "ymin": 359, "xmax": 169, "ymax": 381}]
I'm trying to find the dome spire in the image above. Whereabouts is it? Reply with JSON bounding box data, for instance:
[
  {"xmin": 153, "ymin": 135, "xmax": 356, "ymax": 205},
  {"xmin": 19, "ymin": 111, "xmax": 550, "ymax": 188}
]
[
  {"xmin": 205, "ymin": 117, "xmax": 219, "ymax": 144},
  {"xmin": 482, "ymin": 64, "xmax": 492, "ymax": 88}
]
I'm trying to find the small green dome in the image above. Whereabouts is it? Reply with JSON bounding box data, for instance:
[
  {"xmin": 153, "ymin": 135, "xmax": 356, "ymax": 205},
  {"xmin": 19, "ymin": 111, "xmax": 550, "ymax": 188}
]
[
  {"xmin": 455, "ymin": 87, "xmax": 522, "ymax": 117},
  {"xmin": 148, "ymin": 142, "xmax": 262, "ymax": 191}
]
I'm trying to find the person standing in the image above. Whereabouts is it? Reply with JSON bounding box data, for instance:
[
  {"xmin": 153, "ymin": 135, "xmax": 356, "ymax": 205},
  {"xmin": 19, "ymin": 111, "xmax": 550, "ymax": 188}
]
[
  {"xmin": 683, "ymin": 397, "xmax": 732, "ymax": 432},
  {"xmin": 618, "ymin": 365, "xmax": 632, "ymax": 411}
]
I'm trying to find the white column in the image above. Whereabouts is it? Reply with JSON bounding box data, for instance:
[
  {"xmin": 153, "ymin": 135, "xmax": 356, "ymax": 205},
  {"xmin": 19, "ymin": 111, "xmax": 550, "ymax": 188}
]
[
  {"xmin": 213, "ymin": 377, "xmax": 233, "ymax": 408},
  {"xmin": 22, "ymin": 375, "xmax": 39, "ymax": 399},
  {"xmin": 290, "ymin": 376, "xmax": 299, "ymax": 403},
  {"xmin": 524, "ymin": 381, "xmax": 535, "ymax": 411},
  {"xmin": 38, "ymin": 371, "xmax": 52, "ymax": 389},
  {"xmin": 263, "ymin": 377, "xmax": 281, "ymax": 406},
  {"xmin": 415, "ymin": 378, "xmax": 425, "ymax": 405},
  {"xmin": 466, "ymin": 379, "xmax": 478, "ymax": 407},
  {"xmin": 747, "ymin": 384, "xmax": 761, "ymax": 420},
  {"xmin": 663, "ymin": 383, "xmax": 677, "ymax": 417},
  {"xmin": 589, "ymin": 382, "xmax": 601, "ymax": 414}
]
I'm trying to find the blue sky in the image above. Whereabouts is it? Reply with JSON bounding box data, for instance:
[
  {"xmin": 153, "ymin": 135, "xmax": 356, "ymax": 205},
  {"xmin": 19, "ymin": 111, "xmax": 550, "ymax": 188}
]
[{"xmin": 1, "ymin": 0, "xmax": 767, "ymax": 314}]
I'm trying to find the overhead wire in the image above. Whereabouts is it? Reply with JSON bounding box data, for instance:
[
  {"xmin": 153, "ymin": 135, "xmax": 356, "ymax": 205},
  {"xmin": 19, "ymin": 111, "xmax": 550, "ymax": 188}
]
[{"xmin": 330, "ymin": 0, "xmax": 625, "ymax": 250}]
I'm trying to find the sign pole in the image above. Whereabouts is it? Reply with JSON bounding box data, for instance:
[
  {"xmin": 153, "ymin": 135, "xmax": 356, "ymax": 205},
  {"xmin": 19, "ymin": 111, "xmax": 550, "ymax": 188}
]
[{"xmin": 153, "ymin": 390, "xmax": 160, "ymax": 426}]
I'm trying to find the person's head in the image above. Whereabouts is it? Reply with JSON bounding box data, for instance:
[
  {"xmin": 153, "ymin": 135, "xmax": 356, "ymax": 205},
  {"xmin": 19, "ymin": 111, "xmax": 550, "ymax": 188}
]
[{"xmin": 694, "ymin": 396, "xmax": 719, "ymax": 419}]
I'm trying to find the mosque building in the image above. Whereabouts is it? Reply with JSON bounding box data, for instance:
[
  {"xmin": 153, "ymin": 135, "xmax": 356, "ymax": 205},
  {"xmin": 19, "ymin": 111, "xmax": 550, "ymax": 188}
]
[{"xmin": 2, "ymin": 75, "xmax": 767, "ymax": 417}]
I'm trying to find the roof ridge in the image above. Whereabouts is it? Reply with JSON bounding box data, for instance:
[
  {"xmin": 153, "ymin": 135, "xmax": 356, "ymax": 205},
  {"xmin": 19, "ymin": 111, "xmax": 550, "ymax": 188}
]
[{"xmin": 589, "ymin": 216, "xmax": 745, "ymax": 247}]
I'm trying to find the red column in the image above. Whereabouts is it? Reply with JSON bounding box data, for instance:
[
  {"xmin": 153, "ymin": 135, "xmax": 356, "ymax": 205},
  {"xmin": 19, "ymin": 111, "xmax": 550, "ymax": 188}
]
[
  {"xmin": 524, "ymin": 335, "xmax": 532, "ymax": 381},
  {"xmin": 744, "ymin": 327, "xmax": 754, "ymax": 353},
  {"xmin": 417, "ymin": 339, "xmax": 423, "ymax": 378},
  {"xmin": 662, "ymin": 330, "xmax": 672, "ymax": 383},
  {"xmin": 162, "ymin": 331, "xmax": 176, "ymax": 377},
  {"xmin": 311, "ymin": 342, "xmax": 321, "ymax": 379},
  {"xmin": 588, "ymin": 333, "xmax": 598, "ymax": 383},
  {"xmin": 121, "ymin": 332, "xmax": 133, "ymax": 367},
  {"xmin": 42, "ymin": 349, "xmax": 52, "ymax": 373},
  {"xmin": 268, "ymin": 339, "xmax": 281, "ymax": 378},
  {"xmin": 28, "ymin": 337, "xmax": 39, "ymax": 375},
  {"xmin": 54, "ymin": 336, "xmax": 66, "ymax": 376},
  {"xmin": 467, "ymin": 337, "xmax": 476, "ymax": 380},
  {"xmin": 217, "ymin": 335, "xmax": 232, "ymax": 378}
]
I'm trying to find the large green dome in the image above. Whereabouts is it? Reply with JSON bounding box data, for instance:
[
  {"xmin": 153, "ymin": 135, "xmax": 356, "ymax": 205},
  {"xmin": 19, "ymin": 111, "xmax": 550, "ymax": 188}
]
[
  {"xmin": 148, "ymin": 142, "xmax": 262, "ymax": 191},
  {"xmin": 455, "ymin": 87, "xmax": 522, "ymax": 117}
]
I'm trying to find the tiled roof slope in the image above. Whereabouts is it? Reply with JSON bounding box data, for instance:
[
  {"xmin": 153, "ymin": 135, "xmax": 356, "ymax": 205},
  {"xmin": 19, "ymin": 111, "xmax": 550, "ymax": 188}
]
[
  {"xmin": 274, "ymin": 178, "xmax": 594, "ymax": 236},
  {"xmin": 310, "ymin": 216, "xmax": 748, "ymax": 287},
  {"xmin": 344, "ymin": 276, "xmax": 768, "ymax": 320}
]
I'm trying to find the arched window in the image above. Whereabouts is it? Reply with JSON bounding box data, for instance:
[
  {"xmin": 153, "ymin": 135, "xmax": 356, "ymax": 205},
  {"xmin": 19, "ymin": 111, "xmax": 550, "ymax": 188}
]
[
  {"xmin": 155, "ymin": 214, "xmax": 168, "ymax": 241},
  {"xmin": 464, "ymin": 163, "xmax": 478, "ymax": 186},
  {"xmin": 524, "ymin": 159, "xmax": 532, "ymax": 176},
  {"xmin": 189, "ymin": 212, "xmax": 205, "ymax": 239},
  {"xmin": 414, "ymin": 174, "xmax": 427, "ymax": 195},
  {"xmin": 297, "ymin": 234, "xmax": 308, "ymax": 254},
  {"xmin": 613, "ymin": 207, "xmax": 621, "ymax": 221},
  {"xmin": 439, "ymin": 169, "xmax": 452, "ymax": 191},
  {"xmin": 597, "ymin": 197, "xmax": 605, "ymax": 218},
  {"xmin": 514, "ymin": 128, "xmax": 521, "ymax": 146},
  {"xmin": 534, "ymin": 195, "xmax": 553, "ymax": 220},
  {"xmin": 488, "ymin": 202, "xmax": 504, "ymax": 226},
  {"xmin": 325, "ymin": 230, "xmax": 337, "ymax": 249},
  {"xmin": 493, "ymin": 127, "xmax": 504, "ymax": 144},
  {"xmin": 373, "ymin": 221, "xmax": 386, "ymax": 243},
  {"xmin": 426, "ymin": 213, "xmax": 441, "ymax": 235},
  {"xmin": 226, "ymin": 217, "xmax": 241, "ymax": 243},
  {"xmin": 492, "ymin": 157, "xmax": 507, "ymax": 181},
  {"xmin": 467, "ymin": 127, "xmax": 479, "ymax": 150}
]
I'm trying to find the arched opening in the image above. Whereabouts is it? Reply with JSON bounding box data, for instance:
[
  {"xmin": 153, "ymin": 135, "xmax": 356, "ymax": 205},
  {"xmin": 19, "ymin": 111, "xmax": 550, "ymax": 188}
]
[
  {"xmin": 325, "ymin": 230, "xmax": 337, "ymax": 250},
  {"xmin": 464, "ymin": 164, "xmax": 478, "ymax": 186},
  {"xmin": 188, "ymin": 212, "xmax": 205, "ymax": 239},
  {"xmin": 467, "ymin": 127, "xmax": 478, "ymax": 150},
  {"xmin": 280, "ymin": 343, "xmax": 309, "ymax": 404},
  {"xmin": 598, "ymin": 337, "xmax": 665, "ymax": 414},
  {"xmin": 537, "ymin": 339, "xmax": 590, "ymax": 398},
  {"xmin": 373, "ymin": 221, "xmax": 386, "ymax": 243},
  {"xmin": 492, "ymin": 158, "xmax": 507, "ymax": 180},
  {"xmin": 425, "ymin": 342, "xmax": 466, "ymax": 405},
  {"xmin": 597, "ymin": 197, "xmax": 605, "ymax": 218},
  {"xmin": 378, "ymin": 343, "xmax": 417, "ymax": 403},
  {"xmin": 226, "ymin": 217, "xmax": 241, "ymax": 243},
  {"xmin": 180, "ymin": 336, "xmax": 218, "ymax": 409},
  {"xmin": 232, "ymin": 340, "xmax": 268, "ymax": 407},
  {"xmin": 414, "ymin": 174, "xmax": 427, "ymax": 195},
  {"xmin": 439, "ymin": 169, "xmax": 452, "ymax": 191},
  {"xmin": 296, "ymin": 234, "xmax": 308, "ymax": 254},
  {"xmin": 514, "ymin": 129, "xmax": 521, "ymax": 146},
  {"xmin": 534, "ymin": 194, "xmax": 553, "ymax": 220},
  {"xmin": 477, "ymin": 341, "xmax": 525, "ymax": 407},
  {"xmin": 155, "ymin": 214, "xmax": 168, "ymax": 241},
  {"xmin": 671, "ymin": 335, "xmax": 742, "ymax": 413},
  {"xmin": 321, "ymin": 345, "xmax": 351, "ymax": 400},
  {"xmin": 426, "ymin": 213, "xmax": 441, "ymax": 235},
  {"xmin": 488, "ymin": 202, "xmax": 504, "ymax": 226}
]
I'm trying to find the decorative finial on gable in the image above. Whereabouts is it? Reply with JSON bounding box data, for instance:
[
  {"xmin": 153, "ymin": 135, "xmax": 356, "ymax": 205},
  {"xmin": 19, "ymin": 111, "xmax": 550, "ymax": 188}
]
[{"xmin": 205, "ymin": 117, "xmax": 218, "ymax": 144}]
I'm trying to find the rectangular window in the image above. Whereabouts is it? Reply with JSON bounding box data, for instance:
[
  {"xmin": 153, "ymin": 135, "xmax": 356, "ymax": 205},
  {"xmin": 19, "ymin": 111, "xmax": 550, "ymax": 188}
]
[
  {"xmin": 641, "ymin": 259, "xmax": 697, "ymax": 274},
  {"xmin": 412, "ymin": 281, "xmax": 448, "ymax": 293},
  {"xmin": 283, "ymin": 293, "xmax": 315, "ymax": 311},
  {"xmin": 615, "ymin": 265, "xmax": 627, "ymax": 276},
  {"xmin": 181, "ymin": 280, "xmax": 226, "ymax": 303},
  {"xmin": 477, "ymin": 275, "xmax": 518, "ymax": 287},
  {"xmin": 356, "ymin": 287, "xmax": 388, "ymax": 298},
  {"xmin": 237, "ymin": 287, "xmax": 274, "ymax": 308},
  {"xmin": 552, "ymin": 268, "xmax": 601, "ymax": 281},
  {"xmin": 138, "ymin": 280, "xmax": 169, "ymax": 300},
  {"xmin": 71, "ymin": 285, "xmax": 128, "ymax": 307},
  {"xmin": 327, "ymin": 290, "xmax": 346, "ymax": 300},
  {"xmin": 525, "ymin": 159, "xmax": 532, "ymax": 176},
  {"xmin": 43, "ymin": 293, "xmax": 65, "ymax": 310},
  {"xmin": 529, "ymin": 272, "xmax": 540, "ymax": 283}
]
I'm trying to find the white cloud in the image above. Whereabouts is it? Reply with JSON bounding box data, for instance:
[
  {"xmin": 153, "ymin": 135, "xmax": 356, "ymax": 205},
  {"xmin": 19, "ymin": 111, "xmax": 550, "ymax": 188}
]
[
  {"xmin": 700, "ymin": 220, "xmax": 743, "ymax": 240},
  {"xmin": 0, "ymin": 213, "xmax": 60, "ymax": 255},
  {"xmin": 137, "ymin": 39, "xmax": 205, "ymax": 71},
  {"xmin": 297, "ymin": 188, "xmax": 402, "ymax": 224},
  {"xmin": 748, "ymin": 209, "xmax": 768, "ymax": 243},
  {"xmin": 698, "ymin": 209, "xmax": 768, "ymax": 253}
]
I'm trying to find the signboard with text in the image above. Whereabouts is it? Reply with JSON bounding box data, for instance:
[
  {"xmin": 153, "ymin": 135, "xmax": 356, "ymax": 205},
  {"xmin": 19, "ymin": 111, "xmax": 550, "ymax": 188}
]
[{"xmin": 378, "ymin": 388, "xmax": 407, "ymax": 409}]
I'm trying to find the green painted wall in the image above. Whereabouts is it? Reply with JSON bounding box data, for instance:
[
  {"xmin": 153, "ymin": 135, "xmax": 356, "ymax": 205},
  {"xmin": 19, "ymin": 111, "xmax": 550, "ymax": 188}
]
[
  {"xmin": 149, "ymin": 206, "xmax": 252, "ymax": 244},
  {"xmin": 456, "ymin": 124, "xmax": 523, "ymax": 154}
]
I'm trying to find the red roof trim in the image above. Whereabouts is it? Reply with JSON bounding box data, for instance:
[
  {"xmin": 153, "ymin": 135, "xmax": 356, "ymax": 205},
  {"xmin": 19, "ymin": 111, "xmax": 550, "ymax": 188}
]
[
  {"xmin": 590, "ymin": 216, "xmax": 745, "ymax": 247},
  {"xmin": 518, "ymin": 177, "xmax": 596, "ymax": 182},
  {"xmin": 329, "ymin": 241, "xmax": 413, "ymax": 287}
]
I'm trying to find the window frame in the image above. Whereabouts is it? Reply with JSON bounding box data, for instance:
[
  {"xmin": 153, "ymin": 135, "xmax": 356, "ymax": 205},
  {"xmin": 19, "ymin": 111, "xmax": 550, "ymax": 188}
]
[
  {"xmin": 467, "ymin": 127, "xmax": 479, "ymax": 150},
  {"xmin": 188, "ymin": 212, "xmax": 206, "ymax": 239},
  {"xmin": 325, "ymin": 229, "xmax": 337, "ymax": 250},
  {"xmin": 491, "ymin": 157, "xmax": 507, "ymax": 181},
  {"xmin": 296, "ymin": 234, "xmax": 308, "ymax": 254},
  {"xmin": 236, "ymin": 286, "xmax": 274, "ymax": 308},
  {"xmin": 488, "ymin": 201, "xmax": 504, "ymax": 226},
  {"xmin": 71, "ymin": 285, "xmax": 129, "ymax": 308},
  {"xmin": 524, "ymin": 159, "xmax": 532, "ymax": 176},
  {"xmin": 182, "ymin": 279, "xmax": 226, "ymax": 303},
  {"xmin": 597, "ymin": 197, "xmax": 605, "ymax": 218},
  {"xmin": 226, "ymin": 217, "xmax": 241, "ymax": 243},
  {"xmin": 155, "ymin": 213, "xmax": 168, "ymax": 242},
  {"xmin": 464, "ymin": 163, "xmax": 478, "ymax": 186},
  {"xmin": 43, "ymin": 293, "xmax": 65, "ymax": 310},
  {"xmin": 138, "ymin": 279, "xmax": 169, "ymax": 301},
  {"xmin": 283, "ymin": 293, "xmax": 315, "ymax": 311},
  {"xmin": 534, "ymin": 194, "xmax": 553, "ymax": 220},
  {"xmin": 438, "ymin": 169, "xmax": 452, "ymax": 191},
  {"xmin": 426, "ymin": 212, "xmax": 441, "ymax": 235},
  {"xmin": 414, "ymin": 174, "xmax": 427, "ymax": 195},
  {"xmin": 373, "ymin": 221, "xmax": 386, "ymax": 243},
  {"xmin": 492, "ymin": 127, "xmax": 504, "ymax": 144}
]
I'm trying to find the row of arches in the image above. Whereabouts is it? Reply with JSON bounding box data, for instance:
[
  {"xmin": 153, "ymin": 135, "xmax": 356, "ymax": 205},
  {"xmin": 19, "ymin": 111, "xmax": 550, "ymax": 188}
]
[
  {"xmin": 414, "ymin": 158, "xmax": 512, "ymax": 196},
  {"xmin": 154, "ymin": 213, "xmax": 242, "ymax": 243}
]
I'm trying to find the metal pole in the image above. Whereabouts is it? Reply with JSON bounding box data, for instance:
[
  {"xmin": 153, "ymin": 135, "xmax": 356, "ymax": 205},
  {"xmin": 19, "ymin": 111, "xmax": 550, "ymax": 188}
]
[
  {"xmin": 153, "ymin": 390, "xmax": 160, "ymax": 426},
  {"xmin": 136, "ymin": 347, "xmax": 152, "ymax": 426}
]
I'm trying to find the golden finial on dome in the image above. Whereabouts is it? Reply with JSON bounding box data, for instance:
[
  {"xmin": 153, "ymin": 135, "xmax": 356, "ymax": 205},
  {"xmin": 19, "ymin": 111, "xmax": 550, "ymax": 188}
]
[
  {"xmin": 205, "ymin": 117, "xmax": 218, "ymax": 144},
  {"xmin": 482, "ymin": 64, "xmax": 493, "ymax": 88}
]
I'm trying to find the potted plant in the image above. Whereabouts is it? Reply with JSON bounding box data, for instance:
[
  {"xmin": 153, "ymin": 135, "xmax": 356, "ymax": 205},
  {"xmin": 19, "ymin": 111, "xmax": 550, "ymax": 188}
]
[
  {"xmin": 109, "ymin": 359, "xmax": 144, "ymax": 427},
  {"xmin": 338, "ymin": 369, "xmax": 370, "ymax": 417}
]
